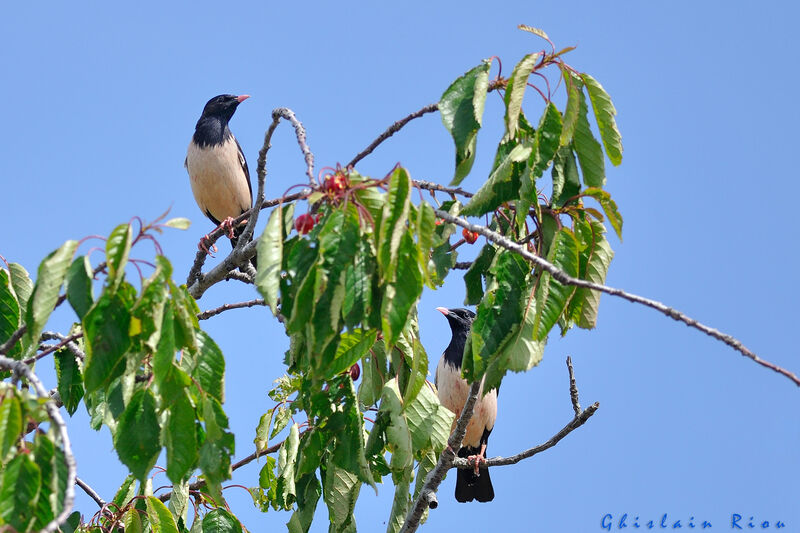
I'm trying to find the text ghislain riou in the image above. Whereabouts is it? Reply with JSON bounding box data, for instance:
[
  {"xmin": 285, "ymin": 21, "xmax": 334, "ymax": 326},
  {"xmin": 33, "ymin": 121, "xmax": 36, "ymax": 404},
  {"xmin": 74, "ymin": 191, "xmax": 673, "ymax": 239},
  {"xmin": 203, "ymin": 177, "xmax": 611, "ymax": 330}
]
[{"xmin": 601, "ymin": 513, "xmax": 787, "ymax": 530}]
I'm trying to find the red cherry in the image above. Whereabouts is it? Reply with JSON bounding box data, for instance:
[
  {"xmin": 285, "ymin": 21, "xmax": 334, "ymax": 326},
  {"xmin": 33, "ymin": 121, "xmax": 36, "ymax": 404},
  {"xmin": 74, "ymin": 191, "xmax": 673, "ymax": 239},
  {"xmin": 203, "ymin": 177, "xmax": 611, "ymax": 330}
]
[
  {"xmin": 294, "ymin": 214, "xmax": 315, "ymax": 235},
  {"xmin": 462, "ymin": 228, "xmax": 479, "ymax": 244},
  {"xmin": 349, "ymin": 363, "xmax": 361, "ymax": 381}
]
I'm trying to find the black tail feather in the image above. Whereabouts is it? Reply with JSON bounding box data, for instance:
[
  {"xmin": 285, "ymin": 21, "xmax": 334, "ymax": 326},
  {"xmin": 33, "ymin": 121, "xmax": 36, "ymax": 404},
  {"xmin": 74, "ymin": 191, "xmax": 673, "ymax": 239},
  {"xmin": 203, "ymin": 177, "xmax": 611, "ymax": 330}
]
[{"xmin": 455, "ymin": 445, "xmax": 494, "ymax": 503}]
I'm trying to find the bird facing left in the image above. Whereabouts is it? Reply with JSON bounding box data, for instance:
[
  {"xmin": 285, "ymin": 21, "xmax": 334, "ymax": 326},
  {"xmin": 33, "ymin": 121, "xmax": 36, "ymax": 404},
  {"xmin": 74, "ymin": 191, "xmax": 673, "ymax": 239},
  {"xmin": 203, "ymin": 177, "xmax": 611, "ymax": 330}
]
[{"xmin": 185, "ymin": 94, "xmax": 253, "ymax": 254}]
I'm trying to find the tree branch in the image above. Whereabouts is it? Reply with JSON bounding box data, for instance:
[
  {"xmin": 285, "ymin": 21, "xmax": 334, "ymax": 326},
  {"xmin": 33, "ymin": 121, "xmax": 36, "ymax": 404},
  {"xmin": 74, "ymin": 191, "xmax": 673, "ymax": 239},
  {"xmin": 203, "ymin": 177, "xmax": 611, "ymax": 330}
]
[
  {"xmin": 434, "ymin": 209, "xmax": 800, "ymax": 387},
  {"xmin": 453, "ymin": 358, "xmax": 598, "ymax": 470},
  {"xmin": 348, "ymin": 104, "xmax": 439, "ymax": 168},
  {"xmin": 157, "ymin": 430, "xmax": 307, "ymax": 502},
  {"xmin": 75, "ymin": 476, "xmax": 105, "ymax": 508},
  {"xmin": 0, "ymin": 355, "xmax": 76, "ymax": 533},
  {"xmin": 196, "ymin": 298, "xmax": 265, "ymax": 320}
]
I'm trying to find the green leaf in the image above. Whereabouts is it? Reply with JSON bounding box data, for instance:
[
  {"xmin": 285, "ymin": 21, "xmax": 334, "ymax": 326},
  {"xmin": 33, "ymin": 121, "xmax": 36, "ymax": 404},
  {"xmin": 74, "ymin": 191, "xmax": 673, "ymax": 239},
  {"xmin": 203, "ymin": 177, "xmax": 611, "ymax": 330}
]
[
  {"xmin": 8, "ymin": 263, "xmax": 33, "ymax": 318},
  {"xmin": 82, "ymin": 291, "xmax": 131, "ymax": 394},
  {"xmin": 286, "ymin": 473, "xmax": 321, "ymax": 533},
  {"xmin": 0, "ymin": 269, "xmax": 21, "ymax": 359},
  {"xmin": 405, "ymin": 384, "xmax": 454, "ymax": 451},
  {"xmin": 31, "ymin": 434, "xmax": 55, "ymax": 529},
  {"xmin": 322, "ymin": 459, "xmax": 360, "ymax": 533},
  {"xmin": 146, "ymin": 496, "xmax": 180, "ymax": 533},
  {"xmin": 342, "ymin": 238, "xmax": 375, "ymax": 329},
  {"xmin": 54, "ymin": 345, "xmax": 84, "ymax": 415},
  {"xmin": 462, "ymin": 142, "xmax": 533, "ymax": 216},
  {"xmin": 167, "ymin": 478, "xmax": 190, "ymax": 525},
  {"xmin": 0, "ymin": 453, "xmax": 41, "ymax": 531},
  {"xmin": 277, "ymin": 423, "xmax": 300, "ymax": 508},
  {"xmin": 152, "ymin": 304, "xmax": 175, "ymax": 387},
  {"xmin": 581, "ymin": 73, "xmax": 623, "ymax": 165},
  {"xmin": 583, "ymin": 187, "xmax": 623, "ymax": 240},
  {"xmin": 484, "ymin": 295, "xmax": 545, "ymax": 392},
  {"xmin": 533, "ymin": 228, "xmax": 580, "ymax": 340},
  {"xmin": 325, "ymin": 329, "xmax": 378, "ymax": 377},
  {"xmin": 115, "ymin": 389, "xmax": 161, "ymax": 481},
  {"xmin": 532, "ymin": 102, "xmax": 563, "ymax": 178},
  {"xmin": 255, "ymin": 206, "xmax": 284, "ymax": 316},
  {"xmin": 415, "ymin": 202, "xmax": 437, "ymax": 286},
  {"xmin": 464, "ymin": 243, "xmax": 496, "ymax": 305},
  {"xmin": 163, "ymin": 217, "xmax": 191, "ymax": 230},
  {"xmin": 270, "ymin": 405, "xmax": 292, "ymax": 440},
  {"xmin": 504, "ymin": 52, "xmax": 540, "ymax": 140},
  {"xmin": 379, "ymin": 379, "xmax": 412, "ymax": 471},
  {"xmin": 386, "ymin": 466, "xmax": 412, "ymax": 533},
  {"xmin": 380, "ymin": 233, "xmax": 423, "ymax": 347},
  {"xmin": 551, "ymin": 146, "xmax": 581, "ymax": 207},
  {"xmin": 573, "ymin": 89, "xmax": 606, "ymax": 188},
  {"xmin": 202, "ymin": 508, "xmax": 243, "ymax": 533},
  {"xmin": 65, "ymin": 256, "xmax": 94, "ymax": 320},
  {"xmin": 106, "ymin": 223, "xmax": 133, "ymax": 291},
  {"xmin": 440, "ymin": 60, "xmax": 492, "ymax": 184},
  {"xmin": 377, "ymin": 167, "xmax": 411, "ymax": 283},
  {"xmin": 112, "ymin": 474, "xmax": 137, "ymax": 509},
  {"xmin": 559, "ymin": 66, "xmax": 581, "ymax": 146},
  {"xmin": 194, "ymin": 330, "xmax": 225, "ymax": 402},
  {"xmin": 24, "ymin": 240, "xmax": 79, "ymax": 353},
  {"xmin": 571, "ymin": 220, "xmax": 614, "ymax": 329},
  {"xmin": 254, "ymin": 410, "xmax": 273, "ymax": 454},
  {"xmin": 166, "ymin": 390, "xmax": 198, "ymax": 483},
  {"xmin": 131, "ymin": 255, "xmax": 171, "ymax": 354},
  {"xmin": 0, "ymin": 393, "xmax": 22, "ymax": 463},
  {"xmin": 123, "ymin": 508, "xmax": 144, "ymax": 533},
  {"xmin": 465, "ymin": 252, "xmax": 530, "ymax": 381}
]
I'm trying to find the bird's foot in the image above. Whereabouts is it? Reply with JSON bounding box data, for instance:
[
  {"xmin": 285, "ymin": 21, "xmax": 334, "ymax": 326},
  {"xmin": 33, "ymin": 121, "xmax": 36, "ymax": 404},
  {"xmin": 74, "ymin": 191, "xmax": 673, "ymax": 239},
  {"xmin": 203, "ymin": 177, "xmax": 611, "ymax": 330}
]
[
  {"xmin": 198, "ymin": 234, "xmax": 218, "ymax": 256},
  {"xmin": 220, "ymin": 217, "xmax": 237, "ymax": 239},
  {"xmin": 467, "ymin": 444, "xmax": 488, "ymax": 476}
]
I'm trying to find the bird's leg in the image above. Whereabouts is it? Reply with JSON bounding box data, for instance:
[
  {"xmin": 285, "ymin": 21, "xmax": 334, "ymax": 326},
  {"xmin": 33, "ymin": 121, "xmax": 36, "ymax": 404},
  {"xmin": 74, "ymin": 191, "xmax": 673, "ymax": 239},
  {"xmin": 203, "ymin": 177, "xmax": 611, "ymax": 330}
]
[
  {"xmin": 467, "ymin": 443, "xmax": 488, "ymax": 476},
  {"xmin": 197, "ymin": 234, "xmax": 218, "ymax": 256},
  {"xmin": 220, "ymin": 217, "xmax": 237, "ymax": 239}
]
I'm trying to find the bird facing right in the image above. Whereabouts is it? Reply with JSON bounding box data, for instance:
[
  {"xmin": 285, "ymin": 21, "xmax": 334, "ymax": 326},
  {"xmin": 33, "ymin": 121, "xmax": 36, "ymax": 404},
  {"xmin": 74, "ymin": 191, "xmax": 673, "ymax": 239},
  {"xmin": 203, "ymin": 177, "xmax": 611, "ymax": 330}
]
[{"xmin": 434, "ymin": 307, "xmax": 497, "ymax": 503}]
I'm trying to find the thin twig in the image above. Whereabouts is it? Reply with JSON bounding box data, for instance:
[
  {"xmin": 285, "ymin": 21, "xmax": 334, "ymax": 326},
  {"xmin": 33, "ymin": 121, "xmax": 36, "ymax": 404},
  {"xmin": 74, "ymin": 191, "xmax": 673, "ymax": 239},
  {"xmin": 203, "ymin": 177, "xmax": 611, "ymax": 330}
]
[
  {"xmin": 25, "ymin": 332, "xmax": 84, "ymax": 365},
  {"xmin": 0, "ymin": 355, "xmax": 76, "ymax": 533},
  {"xmin": 41, "ymin": 331, "xmax": 86, "ymax": 361},
  {"xmin": 197, "ymin": 298, "xmax": 266, "ymax": 320},
  {"xmin": 157, "ymin": 430, "xmax": 306, "ymax": 502},
  {"xmin": 400, "ymin": 380, "xmax": 481, "ymax": 533},
  {"xmin": 434, "ymin": 209, "xmax": 800, "ymax": 387},
  {"xmin": 413, "ymin": 179, "xmax": 474, "ymax": 199},
  {"xmin": 566, "ymin": 356, "xmax": 581, "ymax": 415},
  {"xmin": 348, "ymin": 104, "xmax": 439, "ymax": 168},
  {"xmin": 0, "ymin": 325, "xmax": 26, "ymax": 355},
  {"xmin": 76, "ymin": 476, "xmax": 106, "ymax": 508}
]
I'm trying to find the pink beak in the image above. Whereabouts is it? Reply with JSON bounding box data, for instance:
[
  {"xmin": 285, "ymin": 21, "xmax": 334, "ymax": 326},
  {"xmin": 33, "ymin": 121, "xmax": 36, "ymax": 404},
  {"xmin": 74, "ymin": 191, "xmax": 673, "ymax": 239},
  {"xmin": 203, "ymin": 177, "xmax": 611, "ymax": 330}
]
[
  {"xmin": 237, "ymin": 94, "xmax": 250, "ymax": 103},
  {"xmin": 436, "ymin": 307, "xmax": 449, "ymax": 316}
]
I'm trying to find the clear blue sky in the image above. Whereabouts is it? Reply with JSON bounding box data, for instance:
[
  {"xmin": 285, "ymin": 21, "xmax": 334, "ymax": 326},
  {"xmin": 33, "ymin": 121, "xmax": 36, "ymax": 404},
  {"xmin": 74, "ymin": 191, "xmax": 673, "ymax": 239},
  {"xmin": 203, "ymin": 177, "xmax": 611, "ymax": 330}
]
[{"xmin": 1, "ymin": 1, "xmax": 798, "ymax": 531}]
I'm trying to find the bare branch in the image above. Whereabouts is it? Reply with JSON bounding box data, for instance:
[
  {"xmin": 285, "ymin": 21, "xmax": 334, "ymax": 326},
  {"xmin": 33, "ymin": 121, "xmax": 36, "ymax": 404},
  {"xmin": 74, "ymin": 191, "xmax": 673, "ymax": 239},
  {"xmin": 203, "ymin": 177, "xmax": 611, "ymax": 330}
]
[
  {"xmin": 400, "ymin": 380, "xmax": 481, "ymax": 533},
  {"xmin": 413, "ymin": 179, "xmax": 474, "ymax": 199},
  {"xmin": 41, "ymin": 331, "xmax": 86, "ymax": 361},
  {"xmin": 434, "ymin": 209, "xmax": 800, "ymax": 387},
  {"xmin": 0, "ymin": 325, "xmax": 26, "ymax": 356},
  {"xmin": 455, "ymin": 402, "xmax": 599, "ymax": 470},
  {"xmin": 348, "ymin": 104, "xmax": 439, "ymax": 168},
  {"xmin": 0, "ymin": 355, "xmax": 76, "ymax": 533},
  {"xmin": 197, "ymin": 298, "xmax": 266, "ymax": 320},
  {"xmin": 75, "ymin": 476, "xmax": 106, "ymax": 508},
  {"xmin": 25, "ymin": 332, "xmax": 84, "ymax": 365}
]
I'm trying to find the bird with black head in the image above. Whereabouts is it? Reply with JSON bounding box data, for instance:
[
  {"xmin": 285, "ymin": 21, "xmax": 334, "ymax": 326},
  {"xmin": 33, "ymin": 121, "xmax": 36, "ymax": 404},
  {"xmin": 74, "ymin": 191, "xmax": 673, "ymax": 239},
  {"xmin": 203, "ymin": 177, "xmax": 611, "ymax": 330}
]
[
  {"xmin": 435, "ymin": 306, "xmax": 497, "ymax": 503},
  {"xmin": 185, "ymin": 94, "xmax": 253, "ymax": 258}
]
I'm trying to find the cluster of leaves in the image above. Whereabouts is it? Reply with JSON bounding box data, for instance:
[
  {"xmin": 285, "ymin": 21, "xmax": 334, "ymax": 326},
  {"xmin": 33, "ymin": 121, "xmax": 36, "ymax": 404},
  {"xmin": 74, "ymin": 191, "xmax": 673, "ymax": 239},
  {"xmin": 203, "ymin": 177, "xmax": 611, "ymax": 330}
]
[
  {"xmin": 0, "ymin": 29, "xmax": 623, "ymax": 533},
  {"xmin": 0, "ymin": 218, "xmax": 241, "ymax": 531},
  {"xmin": 248, "ymin": 34, "xmax": 623, "ymax": 533}
]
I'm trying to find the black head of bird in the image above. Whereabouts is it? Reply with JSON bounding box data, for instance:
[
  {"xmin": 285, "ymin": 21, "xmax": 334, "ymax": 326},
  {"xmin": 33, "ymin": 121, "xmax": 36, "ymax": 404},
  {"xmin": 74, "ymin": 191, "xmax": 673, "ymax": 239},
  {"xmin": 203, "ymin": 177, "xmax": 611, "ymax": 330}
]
[
  {"xmin": 437, "ymin": 307, "xmax": 475, "ymax": 367},
  {"xmin": 193, "ymin": 94, "xmax": 250, "ymax": 147}
]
